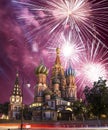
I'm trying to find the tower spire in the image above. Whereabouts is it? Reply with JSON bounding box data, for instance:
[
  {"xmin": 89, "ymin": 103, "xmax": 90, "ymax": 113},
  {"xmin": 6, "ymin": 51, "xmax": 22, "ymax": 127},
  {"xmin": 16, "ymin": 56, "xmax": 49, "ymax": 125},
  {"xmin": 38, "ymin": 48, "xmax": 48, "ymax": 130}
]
[
  {"xmin": 55, "ymin": 48, "xmax": 61, "ymax": 65},
  {"xmin": 51, "ymin": 48, "xmax": 64, "ymax": 78},
  {"xmin": 15, "ymin": 71, "xmax": 19, "ymax": 86},
  {"xmin": 12, "ymin": 71, "xmax": 22, "ymax": 96}
]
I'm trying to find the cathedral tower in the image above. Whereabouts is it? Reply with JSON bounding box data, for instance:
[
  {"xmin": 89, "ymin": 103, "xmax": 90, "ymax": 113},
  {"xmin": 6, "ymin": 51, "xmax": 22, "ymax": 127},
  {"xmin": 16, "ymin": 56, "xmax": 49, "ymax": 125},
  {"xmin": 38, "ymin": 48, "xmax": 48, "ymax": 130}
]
[
  {"xmin": 34, "ymin": 62, "xmax": 49, "ymax": 102},
  {"xmin": 52, "ymin": 74, "xmax": 61, "ymax": 98},
  {"xmin": 65, "ymin": 61, "xmax": 77, "ymax": 101},
  {"xmin": 33, "ymin": 63, "xmax": 49, "ymax": 120},
  {"xmin": 51, "ymin": 48, "xmax": 66, "ymax": 98}
]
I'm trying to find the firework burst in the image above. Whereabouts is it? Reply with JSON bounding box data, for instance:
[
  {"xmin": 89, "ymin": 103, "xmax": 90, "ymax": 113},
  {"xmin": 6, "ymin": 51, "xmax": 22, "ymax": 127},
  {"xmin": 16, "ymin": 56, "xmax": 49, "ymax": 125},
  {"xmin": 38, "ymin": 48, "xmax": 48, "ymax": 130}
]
[
  {"xmin": 47, "ymin": 31, "xmax": 85, "ymax": 68},
  {"xmin": 11, "ymin": 0, "xmax": 108, "ymax": 97},
  {"xmin": 76, "ymin": 39, "xmax": 108, "ymax": 93},
  {"xmin": 12, "ymin": 0, "xmax": 108, "ymax": 48}
]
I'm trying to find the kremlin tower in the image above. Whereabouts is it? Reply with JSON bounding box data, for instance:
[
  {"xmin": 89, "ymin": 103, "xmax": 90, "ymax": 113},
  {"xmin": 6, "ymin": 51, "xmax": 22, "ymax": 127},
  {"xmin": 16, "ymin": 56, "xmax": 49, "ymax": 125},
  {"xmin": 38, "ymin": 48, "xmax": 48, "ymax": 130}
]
[{"xmin": 9, "ymin": 72, "xmax": 22, "ymax": 119}]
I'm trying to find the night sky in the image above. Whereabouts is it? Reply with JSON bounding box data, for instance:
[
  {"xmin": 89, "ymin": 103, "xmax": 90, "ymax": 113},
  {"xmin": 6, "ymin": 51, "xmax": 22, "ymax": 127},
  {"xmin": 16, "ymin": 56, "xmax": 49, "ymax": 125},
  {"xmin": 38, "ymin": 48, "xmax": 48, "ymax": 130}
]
[
  {"xmin": 0, "ymin": 0, "xmax": 108, "ymax": 105},
  {"xmin": 0, "ymin": 0, "xmax": 37, "ymax": 104}
]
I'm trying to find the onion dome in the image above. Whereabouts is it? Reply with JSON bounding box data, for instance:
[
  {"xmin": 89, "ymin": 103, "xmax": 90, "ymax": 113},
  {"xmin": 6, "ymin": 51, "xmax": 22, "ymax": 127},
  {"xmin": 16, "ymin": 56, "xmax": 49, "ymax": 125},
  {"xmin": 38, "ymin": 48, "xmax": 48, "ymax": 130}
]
[
  {"xmin": 35, "ymin": 63, "xmax": 49, "ymax": 75},
  {"xmin": 65, "ymin": 65, "xmax": 75, "ymax": 77}
]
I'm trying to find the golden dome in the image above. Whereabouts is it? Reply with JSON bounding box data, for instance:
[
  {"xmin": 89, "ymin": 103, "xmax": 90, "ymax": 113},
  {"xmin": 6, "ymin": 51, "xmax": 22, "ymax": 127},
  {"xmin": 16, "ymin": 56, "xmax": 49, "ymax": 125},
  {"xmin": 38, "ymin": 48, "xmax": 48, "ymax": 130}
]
[{"xmin": 35, "ymin": 63, "xmax": 49, "ymax": 75}]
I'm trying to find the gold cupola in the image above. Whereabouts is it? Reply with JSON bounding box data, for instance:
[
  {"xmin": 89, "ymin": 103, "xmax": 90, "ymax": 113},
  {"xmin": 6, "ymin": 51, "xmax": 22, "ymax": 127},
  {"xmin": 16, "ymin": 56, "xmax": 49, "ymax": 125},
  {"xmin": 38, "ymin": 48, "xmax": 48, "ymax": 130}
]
[{"xmin": 35, "ymin": 63, "xmax": 49, "ymax": 75}]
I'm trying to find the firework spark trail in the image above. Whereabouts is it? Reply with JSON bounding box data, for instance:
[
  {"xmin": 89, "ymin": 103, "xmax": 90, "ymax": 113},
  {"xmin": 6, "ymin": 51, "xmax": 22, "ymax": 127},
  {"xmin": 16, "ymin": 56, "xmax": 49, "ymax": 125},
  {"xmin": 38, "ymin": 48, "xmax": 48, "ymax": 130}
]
[
  {"xmin": 12, "ymin": 0, "xmax": 108, "ymax": 67},
  {"xmin": 89, "ymin": 0, "xmax": 108, "ymax": 44},
  {"xmin": 11, "ymin": 0, "xmax": 108, "ymax": 96},
  {"xmin": 47, "ymin": 31, "xmax": 85, "ymax": 68},
  {"xmin": 76, "ymin": 40, "xmax": 108, "ymax": 92},
  {"xmin": 12, "ymin": 0, "xmax": 108, "ymax": 48}
]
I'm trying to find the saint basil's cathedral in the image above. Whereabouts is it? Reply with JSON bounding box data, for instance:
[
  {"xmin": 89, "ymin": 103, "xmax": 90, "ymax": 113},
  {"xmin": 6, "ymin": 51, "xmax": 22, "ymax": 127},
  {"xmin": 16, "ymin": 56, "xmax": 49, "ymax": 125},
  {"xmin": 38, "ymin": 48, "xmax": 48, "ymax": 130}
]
[{"xmin": 9, "ymin": 48, "xmax": 77, "ymax": 121}]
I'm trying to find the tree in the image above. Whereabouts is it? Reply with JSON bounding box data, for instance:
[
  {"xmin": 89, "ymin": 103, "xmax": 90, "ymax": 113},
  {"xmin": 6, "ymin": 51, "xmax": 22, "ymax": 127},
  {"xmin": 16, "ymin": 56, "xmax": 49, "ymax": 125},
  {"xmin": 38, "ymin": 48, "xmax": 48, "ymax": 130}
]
[
  {"xmin": 83, "ymin": 77, "xmax": 108, "ymax": 119},
  {"xmin": 72, "ymin": 99, "xmax": 87, "ymax": 120},
  {"xmin": 0, "ymin": 102, "xmax": 10, "ymax": 118},
  {"xmin": 0, "ymin": 104, "xmax": 3, "ymax": 114}
]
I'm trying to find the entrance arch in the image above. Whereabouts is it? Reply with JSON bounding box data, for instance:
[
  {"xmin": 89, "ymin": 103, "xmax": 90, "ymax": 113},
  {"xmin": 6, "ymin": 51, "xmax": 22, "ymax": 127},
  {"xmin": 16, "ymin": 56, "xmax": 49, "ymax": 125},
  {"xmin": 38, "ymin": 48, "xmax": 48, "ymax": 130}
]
[{"xmin": 57, "ymin": 108, "xmax": 72, "ymax": 120}]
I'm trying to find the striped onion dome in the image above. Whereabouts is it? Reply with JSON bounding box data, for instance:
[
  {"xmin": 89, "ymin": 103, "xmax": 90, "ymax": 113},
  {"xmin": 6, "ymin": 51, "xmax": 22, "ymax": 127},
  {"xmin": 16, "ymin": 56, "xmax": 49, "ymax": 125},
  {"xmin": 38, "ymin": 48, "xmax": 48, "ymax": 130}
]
[
  {"xmin": 65, "ymin": 65, "xmax": 75, "ymax": 77},
  {"xmin": 35, "ymin": 63, "xmax": 49, "ymax": 75}
]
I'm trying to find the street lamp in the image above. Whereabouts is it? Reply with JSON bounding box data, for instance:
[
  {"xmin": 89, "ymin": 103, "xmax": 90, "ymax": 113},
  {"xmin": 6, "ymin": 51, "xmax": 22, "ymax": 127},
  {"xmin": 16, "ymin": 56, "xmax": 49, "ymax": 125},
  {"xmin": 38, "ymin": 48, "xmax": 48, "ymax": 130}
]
[{"xmin": 21, "ymin": 80, "xmax": 30, "ymax": 130}]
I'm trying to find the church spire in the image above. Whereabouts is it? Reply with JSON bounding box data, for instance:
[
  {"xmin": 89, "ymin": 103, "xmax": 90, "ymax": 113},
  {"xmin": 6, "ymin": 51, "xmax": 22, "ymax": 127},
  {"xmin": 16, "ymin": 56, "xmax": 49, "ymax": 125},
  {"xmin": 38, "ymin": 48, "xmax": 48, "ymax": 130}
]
[
  {"xmin": 15, "ymin": 71, "xmax": 19, "ymax": 85},
  {"xmin": 55, "ymin": 48, "xmax": 61, "ymax": 65},
  {"xmin": 51, "ymin": 48, "xmax": 66, "ymax": 98},
  {"xmin": 51, "ymin": 48, "xmax": 64, "ymax": 78}
]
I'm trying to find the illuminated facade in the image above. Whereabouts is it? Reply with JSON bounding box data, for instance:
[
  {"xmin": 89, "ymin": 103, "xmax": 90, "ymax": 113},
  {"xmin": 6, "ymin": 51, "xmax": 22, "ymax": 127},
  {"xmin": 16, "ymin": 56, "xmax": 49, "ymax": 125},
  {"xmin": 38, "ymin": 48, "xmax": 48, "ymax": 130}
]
[
  {"xmin": 31, "ymin": 48, "xmax": 77, "ymax": 120},
  {"xmin": 8, "ymin": 48, "xmax": 77, "ymax": 120}
]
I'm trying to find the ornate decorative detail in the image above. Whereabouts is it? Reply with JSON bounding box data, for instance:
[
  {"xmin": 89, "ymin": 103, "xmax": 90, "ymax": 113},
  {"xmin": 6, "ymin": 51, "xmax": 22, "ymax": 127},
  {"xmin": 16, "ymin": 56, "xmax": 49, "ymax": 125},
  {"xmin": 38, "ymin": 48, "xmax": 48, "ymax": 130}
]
[
  {"xmin": 12, "ymin": 72, "xmax": 22, "ymax": 96},
  {"xmin": 35, "ymin": 63, "xmax": 49, "ymax": 75}
]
